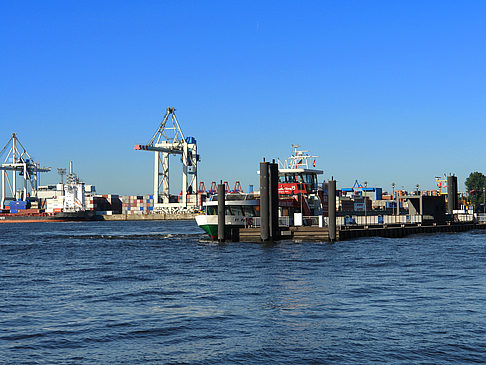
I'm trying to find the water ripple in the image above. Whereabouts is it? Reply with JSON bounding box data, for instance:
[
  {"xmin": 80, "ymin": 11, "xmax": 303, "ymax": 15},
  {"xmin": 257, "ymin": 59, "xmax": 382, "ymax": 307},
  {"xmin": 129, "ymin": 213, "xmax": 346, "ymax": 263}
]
[{"xmin": 1, "ymin": 222, "xmax": 486, "ymax": 363}]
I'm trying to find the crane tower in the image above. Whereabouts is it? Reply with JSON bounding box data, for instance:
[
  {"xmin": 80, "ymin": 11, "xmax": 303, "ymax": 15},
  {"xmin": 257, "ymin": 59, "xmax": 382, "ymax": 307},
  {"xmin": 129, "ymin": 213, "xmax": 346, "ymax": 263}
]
[
  {"xmin": 0, "ymin": 133, "xmax": 51, "ymax": 208},
  {"xmin": 135, "ymin": 107, "xmax": 199, "ymax": 213}
]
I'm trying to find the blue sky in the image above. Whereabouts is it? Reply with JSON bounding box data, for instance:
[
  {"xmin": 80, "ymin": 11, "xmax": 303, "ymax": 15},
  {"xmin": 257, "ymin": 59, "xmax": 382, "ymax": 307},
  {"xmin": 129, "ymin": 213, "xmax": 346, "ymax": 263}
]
[{"xmin": 1, "ymin": 1, "xmax": 485, "ymax": 195}]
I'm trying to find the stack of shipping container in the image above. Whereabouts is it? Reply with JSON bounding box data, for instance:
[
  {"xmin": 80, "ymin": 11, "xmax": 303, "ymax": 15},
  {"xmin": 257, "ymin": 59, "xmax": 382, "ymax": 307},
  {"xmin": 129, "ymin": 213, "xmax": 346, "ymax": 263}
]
[
  {"xmin": 6, "ymin": 200, "xmax": 43, "ymax": 215},
  {"xmin": 84, "ymin": 195, "xmax": 122, "ymax": 214},
  {"xmin": 9, "ymin": 200, "xmax": 28, "ymax": 213},
  {"xmin": 120, "ymin": 195, "xmax": 154, "ymax": 215}
]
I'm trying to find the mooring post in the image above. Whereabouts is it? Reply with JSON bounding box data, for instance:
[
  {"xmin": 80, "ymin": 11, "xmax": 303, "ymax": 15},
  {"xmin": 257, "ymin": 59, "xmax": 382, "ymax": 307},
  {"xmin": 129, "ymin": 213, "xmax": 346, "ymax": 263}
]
[
  {"xmin": 447, "ymin": 175, "xmax": 458, "ymax": 214},
  {"xmin": 260, "ymin": 161, "xmax": 270, "ymax": 241},
  {"xmin": 328, "ymin": 178, "xmax": 337, "ymax": 242},
  {"xmin": 269, "ymin": 160, "xmax": 279, "ymax": 240},
  {"xmin": 217, "ymin": 183, "xmax": 225, "ymax": 242}
]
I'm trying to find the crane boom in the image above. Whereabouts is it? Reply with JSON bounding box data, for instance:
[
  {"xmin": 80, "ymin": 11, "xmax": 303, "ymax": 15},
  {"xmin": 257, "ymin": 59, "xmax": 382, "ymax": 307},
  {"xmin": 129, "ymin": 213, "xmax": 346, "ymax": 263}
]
[{"xmin": 134, "ymin": 144, "xmax": 184, "ymax": 154}]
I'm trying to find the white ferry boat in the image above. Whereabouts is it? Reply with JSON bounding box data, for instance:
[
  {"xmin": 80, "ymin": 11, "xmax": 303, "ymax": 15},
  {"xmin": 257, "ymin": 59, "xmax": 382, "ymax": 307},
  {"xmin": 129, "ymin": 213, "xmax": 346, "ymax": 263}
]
[{"xmin": 195, "ymin": 198, "xmax": 259, "ymax": 240}]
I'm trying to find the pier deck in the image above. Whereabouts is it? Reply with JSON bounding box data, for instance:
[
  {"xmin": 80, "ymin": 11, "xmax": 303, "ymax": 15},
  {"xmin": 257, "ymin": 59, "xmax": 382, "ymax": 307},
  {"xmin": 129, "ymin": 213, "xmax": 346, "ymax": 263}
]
[{"xmin": 236, "ymin": 222, "xmax": 486, "ymax": 242}]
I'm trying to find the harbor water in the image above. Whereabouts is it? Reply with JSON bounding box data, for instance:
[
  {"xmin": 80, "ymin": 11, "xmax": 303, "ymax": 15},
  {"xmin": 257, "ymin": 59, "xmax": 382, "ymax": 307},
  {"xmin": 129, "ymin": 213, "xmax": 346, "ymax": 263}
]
[{"xmin": 1, "ymin": 221, "xmax": 486, "ymax": 364}]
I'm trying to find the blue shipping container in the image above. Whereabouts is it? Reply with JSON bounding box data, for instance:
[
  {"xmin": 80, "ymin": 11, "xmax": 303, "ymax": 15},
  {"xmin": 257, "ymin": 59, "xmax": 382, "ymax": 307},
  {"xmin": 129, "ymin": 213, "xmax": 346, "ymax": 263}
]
[{"xmin": 9, "ymin": 201, "xmax": 27, "ymax": 209}]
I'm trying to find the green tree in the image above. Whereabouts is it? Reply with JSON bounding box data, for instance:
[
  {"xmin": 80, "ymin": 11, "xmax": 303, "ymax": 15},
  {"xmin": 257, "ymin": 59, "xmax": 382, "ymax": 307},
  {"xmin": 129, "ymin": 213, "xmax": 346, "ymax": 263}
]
[{"xmin": 465, "ymin": 171, "xmax": 486, "ymax": 212}]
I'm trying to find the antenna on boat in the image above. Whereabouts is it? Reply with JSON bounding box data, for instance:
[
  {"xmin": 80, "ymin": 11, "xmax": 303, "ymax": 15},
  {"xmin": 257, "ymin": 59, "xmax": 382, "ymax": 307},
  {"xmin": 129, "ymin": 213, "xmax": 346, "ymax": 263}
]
[{"xmin": 287, "ymin": 144, "xmax": 318, "ymax": 169}]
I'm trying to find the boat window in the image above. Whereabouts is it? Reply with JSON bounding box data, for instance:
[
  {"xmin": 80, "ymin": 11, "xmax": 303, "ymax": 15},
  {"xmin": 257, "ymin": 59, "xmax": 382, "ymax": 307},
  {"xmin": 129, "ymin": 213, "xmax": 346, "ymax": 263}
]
[
  {"xmin": 226, "ymin": 206, "xmax": 244, "ymax": 216},
  {"xmin": 207, "ymin": 206, "xmax": 217, "ymax": 215},
  {"xmin": 283, "ymin": 174, "xmax": 298, "ymax": 183},
  {"xmin": 242, "ymin": 206, "xmax": 255, "ymax": 217}
]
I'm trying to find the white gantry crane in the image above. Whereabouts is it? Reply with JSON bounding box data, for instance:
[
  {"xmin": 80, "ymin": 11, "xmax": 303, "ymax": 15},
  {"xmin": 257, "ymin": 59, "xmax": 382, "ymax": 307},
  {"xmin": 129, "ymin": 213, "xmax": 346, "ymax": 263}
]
[
  {"xmin": 0, "ymin": 133, "xmax": 51, "ymax": 208},
  {"xmin": 135, "ymin": 107, "xmax": 199, "ymax": 213}
]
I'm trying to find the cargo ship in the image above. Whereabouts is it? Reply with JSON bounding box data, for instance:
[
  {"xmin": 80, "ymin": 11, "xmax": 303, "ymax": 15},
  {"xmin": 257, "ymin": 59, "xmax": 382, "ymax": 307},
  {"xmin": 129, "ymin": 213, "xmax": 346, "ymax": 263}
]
[
  {"xmin": 0, "ymin": 209, "xmax": 102, "ymax": 223},
  {"xmin": 0, "ymin": 161, "xmax": 103, "ymax": 223}
]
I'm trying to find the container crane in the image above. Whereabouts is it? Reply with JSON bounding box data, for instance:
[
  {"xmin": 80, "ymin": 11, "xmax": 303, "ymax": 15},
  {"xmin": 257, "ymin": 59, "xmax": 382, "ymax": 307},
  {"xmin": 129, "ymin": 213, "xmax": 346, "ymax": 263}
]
[
  {"xmin": 0, "ymin": 133, "xmax": 51, "ymax": 209},
  {"xmin": 135, "ymin": 107, "xmax": 199, "ymax": 213}
]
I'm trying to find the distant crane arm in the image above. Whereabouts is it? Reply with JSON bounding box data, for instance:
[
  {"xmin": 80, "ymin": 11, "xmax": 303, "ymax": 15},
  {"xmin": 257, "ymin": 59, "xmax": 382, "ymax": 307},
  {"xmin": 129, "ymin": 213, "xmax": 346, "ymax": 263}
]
[{"xmin": 134, "ymin": 145, "xmax": 184, "ymax": 154}]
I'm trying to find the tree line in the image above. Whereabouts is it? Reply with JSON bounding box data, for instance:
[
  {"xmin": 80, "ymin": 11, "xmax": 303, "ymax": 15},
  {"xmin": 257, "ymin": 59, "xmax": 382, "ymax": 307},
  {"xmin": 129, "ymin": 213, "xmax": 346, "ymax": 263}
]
[{"xmin": 465, "ymin": 172, "xmax": 486, "ymax": 212}]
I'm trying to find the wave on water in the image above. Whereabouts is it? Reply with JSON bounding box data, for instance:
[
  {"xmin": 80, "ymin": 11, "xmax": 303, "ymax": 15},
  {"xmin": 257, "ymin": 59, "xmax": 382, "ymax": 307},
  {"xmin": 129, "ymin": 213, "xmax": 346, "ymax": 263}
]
[
  {"xmin": 34, "ymin": 233, "xmax": 204, "ymax": 241},
  {"xmin": 3, "ymin": 225, "xmax": 486, "ymax": 364}
]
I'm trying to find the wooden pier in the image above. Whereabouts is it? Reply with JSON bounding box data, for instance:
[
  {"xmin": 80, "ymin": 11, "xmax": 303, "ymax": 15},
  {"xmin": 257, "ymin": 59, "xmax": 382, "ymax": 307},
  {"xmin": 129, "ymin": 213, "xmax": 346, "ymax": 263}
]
[{"xmin": 236, "ymin": 222, "xmax": 486, "ymax": 242}]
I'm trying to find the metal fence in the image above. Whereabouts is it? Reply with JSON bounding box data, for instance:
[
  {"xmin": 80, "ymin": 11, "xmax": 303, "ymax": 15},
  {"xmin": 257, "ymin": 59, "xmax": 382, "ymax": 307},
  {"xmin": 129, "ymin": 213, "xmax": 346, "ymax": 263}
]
[
  {"xmin": 279, "ymin": 216, "xmax": 290, "ymax": 227},
  {"xmin": 323, "ymin": 215, "xmax": 421, "ymax": 227},
  {"xmin": 303, "ymin": 216, "xmax": 319, "ymax": 226},
  {"xmin": 456, "ymin": 213, "xmax": 477, "ymax": 223},
  {"xmin": 477, "ymin": 214, "xmax": 486, "ymax": 223},
  {"xmin": 249, "ymin": 213, "xmax": 477, "ymax": 228},
  {"xmin": 249, "ymin": 216, "xmax": 290, "ymax": 228}
]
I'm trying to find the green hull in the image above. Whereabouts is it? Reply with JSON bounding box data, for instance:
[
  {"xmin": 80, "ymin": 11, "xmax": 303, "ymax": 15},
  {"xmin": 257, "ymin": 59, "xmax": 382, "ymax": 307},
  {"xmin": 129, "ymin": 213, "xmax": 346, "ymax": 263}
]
[
  {"xmin": 200, "ymin": 224, "xmax": 218, "ymax": 239},
  {"xmin": 199, "ymin": 224, "xmax": 242, "ymax": 240}
]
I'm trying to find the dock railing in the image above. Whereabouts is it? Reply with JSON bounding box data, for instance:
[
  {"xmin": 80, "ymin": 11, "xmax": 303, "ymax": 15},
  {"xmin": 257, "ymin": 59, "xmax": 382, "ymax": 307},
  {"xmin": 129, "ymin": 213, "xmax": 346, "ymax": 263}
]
[
  {"xmin": 330, "ymin": 214, "xmax": 423, "ymax": 227},
  {"xmin": 249, "ymin": 213, "xmax": 478, "ymax": 229},
  {"xmin": 303, "ymin": 216, "xmax": 319, "ymax": 226},
  {"xmin": 279, "ymin": 216, "xmax": 290, "ymax": 227},
  {"xmin": 455, "ymin": 213, "xmax": 476, "ymax": 223},
  {"xmin": 249, "ymin": 216, "xmax": 290, "ymax": 228},
  {"xmin": 294, "ymin": 215, "xmax": 419, "ymax": 227}
]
